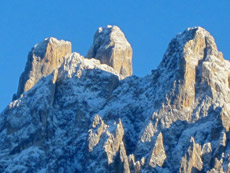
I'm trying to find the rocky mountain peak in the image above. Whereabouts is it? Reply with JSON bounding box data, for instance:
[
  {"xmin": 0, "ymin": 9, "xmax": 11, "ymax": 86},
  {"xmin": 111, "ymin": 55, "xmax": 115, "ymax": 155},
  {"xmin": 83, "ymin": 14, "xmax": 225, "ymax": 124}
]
[
  {"xmin": 152, "ymin": 27, "xmax": 230, "ymax": 123},
  {"xmin": 86, "ymin": 25, "xmax": 133, "ymax": 77},
  {"xmin": 16, "ymin": 37, "xmax": 72, "ymax": 98},
  {"xmin": 159, "ymin": 27, "xmax": 222, "ymax": 71},
  {"xmin": 1, "ymin": 26, "xmax": 230, "ymax": 172}
]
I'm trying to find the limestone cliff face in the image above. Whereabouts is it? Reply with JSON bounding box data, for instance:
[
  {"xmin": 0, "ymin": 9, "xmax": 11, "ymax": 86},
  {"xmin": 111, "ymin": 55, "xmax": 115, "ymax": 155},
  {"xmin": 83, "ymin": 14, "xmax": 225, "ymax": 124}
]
[
  {"xmin": 16, "ymin": 37, "xmax": 72, "ymax": 98},
  {"xmin": 86, "ymin": 25, "xmax": 133, "ymax": 77},
  {"xmin": 172, "ymin": 27, "xmax": 223, "ymax": 112},
  {"xmin": 1, "ymin": 26, "xmax": 230, "ymax": 173},
  {"xmin": 154, "ymin": 27, "xmax": 229, "ymax": 126}
]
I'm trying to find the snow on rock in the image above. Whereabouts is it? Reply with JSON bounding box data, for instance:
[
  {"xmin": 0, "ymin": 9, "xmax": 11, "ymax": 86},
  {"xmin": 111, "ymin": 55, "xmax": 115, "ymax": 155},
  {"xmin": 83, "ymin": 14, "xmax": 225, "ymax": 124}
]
[
  {"xmin": 0, "ymin": 26, "xmax": 230, "ymax": 172},
  {"xmin": 86, "ymin": 25, "xmax": 133, "ymax": 77},
  {"xmin": 180, "ymin": 137, "xmax": 203, "ymax": 172},
  {"xmin": 149, "ymin": 133, "xmax": 166, "ymax": 168},
  {"xmin": 16, "ymin": 37, "xmax": 72, "ymax": 99}
]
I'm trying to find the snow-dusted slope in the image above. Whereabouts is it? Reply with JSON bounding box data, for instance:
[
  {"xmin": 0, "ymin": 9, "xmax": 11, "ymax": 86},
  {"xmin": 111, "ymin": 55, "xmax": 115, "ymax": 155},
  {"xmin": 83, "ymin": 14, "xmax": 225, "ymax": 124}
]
[{"xmin": 0, "ymin": 26, "xmax": 230, "ymax": 173}]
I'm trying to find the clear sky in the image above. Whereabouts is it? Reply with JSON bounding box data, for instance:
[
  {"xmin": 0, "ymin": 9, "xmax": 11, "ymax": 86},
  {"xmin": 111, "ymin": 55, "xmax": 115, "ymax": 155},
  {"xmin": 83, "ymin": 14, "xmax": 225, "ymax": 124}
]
[{"xmin": 0, "ymin": 0, "xmax": 230, "ymax": 111}]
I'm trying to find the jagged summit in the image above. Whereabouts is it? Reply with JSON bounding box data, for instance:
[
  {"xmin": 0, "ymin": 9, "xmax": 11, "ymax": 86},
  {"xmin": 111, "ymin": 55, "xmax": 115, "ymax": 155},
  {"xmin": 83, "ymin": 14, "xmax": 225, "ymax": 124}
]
[
  {"xmin": 154, "ymin": 26, "xmax": 229, "ymax": 124},
  {"xmin": 16, "ymin": 25, "xmax": 132, "ymax": 99},
  {"xmin": 32, "ymin": 37, "xmax": 70, "ymax": 57},
  {"xmin": 159, "ymin": 26, "xmax": 222, "ymax": 71},
  {"xmin": 86, "ymin": 25, "xmax": 133, "ymax": 77},
  {"xmin": 1, "ymin": 26, "xmax": 230, "ymax": 172},
  {"xmin": 16, "ymin": 37, "xmax": 72, "ymax": 98}
]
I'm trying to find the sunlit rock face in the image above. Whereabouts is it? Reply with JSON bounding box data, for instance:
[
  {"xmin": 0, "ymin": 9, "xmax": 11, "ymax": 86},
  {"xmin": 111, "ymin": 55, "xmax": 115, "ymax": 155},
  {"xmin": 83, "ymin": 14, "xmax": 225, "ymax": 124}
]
[
  {"xmin": 16, "ymin": 37, "xmax": 72, "ymax": 98},
  {"xmin": 86, "ymin": 25, "xmax": 133, "ymax": 78},
  {"xmin": 1, "ymin": 26, "xmax": 230, "ymax": 173}
]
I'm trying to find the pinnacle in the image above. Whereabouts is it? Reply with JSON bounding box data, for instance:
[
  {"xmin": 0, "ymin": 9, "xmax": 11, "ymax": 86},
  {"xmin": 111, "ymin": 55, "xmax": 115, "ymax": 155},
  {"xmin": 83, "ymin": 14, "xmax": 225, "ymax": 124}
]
[
  {"xmin": 16, "ymin": 37, "xmax": 72, "ymax": 98},
  {"xmin": 2, "ymin": 26, "xmax": 230, "ymax": 173},
  {"xmin": 86, "ymin": 25, "xmax": 133, "ymax": 77}
]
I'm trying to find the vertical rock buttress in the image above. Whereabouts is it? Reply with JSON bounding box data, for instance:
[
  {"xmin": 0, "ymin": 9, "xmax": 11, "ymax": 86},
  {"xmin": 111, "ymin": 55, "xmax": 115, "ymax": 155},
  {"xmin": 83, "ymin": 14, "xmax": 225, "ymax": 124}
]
[
  {"xmin": 86, "ymin": 25, "xmax": 133, "ymax": 77},
  {"xmin": 16, "ymin": 37, "xmax": 72, "ymax": 98}
]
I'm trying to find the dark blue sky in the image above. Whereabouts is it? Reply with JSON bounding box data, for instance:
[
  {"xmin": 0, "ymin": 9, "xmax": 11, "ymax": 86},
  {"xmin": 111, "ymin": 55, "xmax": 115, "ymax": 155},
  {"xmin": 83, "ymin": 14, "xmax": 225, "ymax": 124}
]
[{"xmin": 1, "ymin": 0, "xmax": 230, "ymax": 111}]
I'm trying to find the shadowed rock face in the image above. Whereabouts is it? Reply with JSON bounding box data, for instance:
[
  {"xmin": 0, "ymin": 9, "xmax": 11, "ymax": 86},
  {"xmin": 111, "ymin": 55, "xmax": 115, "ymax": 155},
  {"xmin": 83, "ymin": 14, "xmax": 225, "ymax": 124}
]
[
  {"xmin": 1, "ymin": 26, "xmax": 230, "ymax": 173},
  {"xmin": 16, "ymin": 37, "xmax": 72, "ymax": 98},
  {"xmin": 86, "ymin": 25, "xmax": 133, "ymax": 77}
]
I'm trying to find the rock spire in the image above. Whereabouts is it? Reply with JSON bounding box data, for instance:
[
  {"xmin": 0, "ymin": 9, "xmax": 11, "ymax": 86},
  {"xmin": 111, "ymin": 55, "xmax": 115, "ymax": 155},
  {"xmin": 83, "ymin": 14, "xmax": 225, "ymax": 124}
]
[
  {"xmin": 2, "ymin": 26, "xmax": 230, "ymax": 172},
  {"xmin": 86, "ymin": 25, "xmax": 133, "ymax": 77},
  {"xmin": 16, "ymin": 37, "xmax": 72, "ymax": 98}
]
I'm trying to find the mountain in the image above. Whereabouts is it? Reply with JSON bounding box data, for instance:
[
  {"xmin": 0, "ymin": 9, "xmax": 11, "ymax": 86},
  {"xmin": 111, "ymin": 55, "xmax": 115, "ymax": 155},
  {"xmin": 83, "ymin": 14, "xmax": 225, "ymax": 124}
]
[
  {"xmin": 86, "ymin": 25, "xmax": 133, "ymax": 77},
  {"xmin": 0, "ymin": 25, "xmax": 230, "ymax": 173}
]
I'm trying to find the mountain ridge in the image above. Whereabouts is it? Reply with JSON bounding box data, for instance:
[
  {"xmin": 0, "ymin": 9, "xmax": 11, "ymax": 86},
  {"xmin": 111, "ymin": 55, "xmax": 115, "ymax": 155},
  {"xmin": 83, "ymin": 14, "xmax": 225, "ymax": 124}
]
[{"xmin": 0, "ymin": 25, "xmax": 230, "ymax": 172}]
